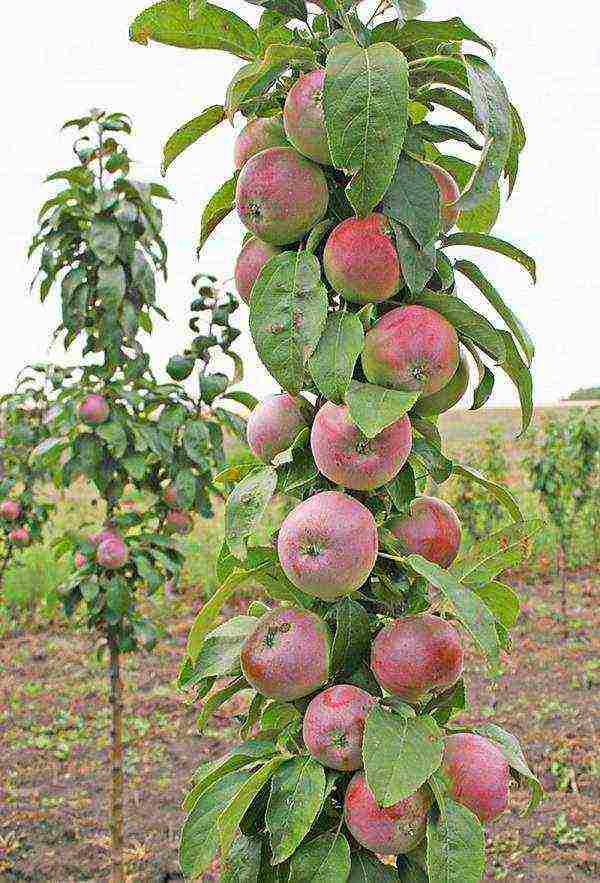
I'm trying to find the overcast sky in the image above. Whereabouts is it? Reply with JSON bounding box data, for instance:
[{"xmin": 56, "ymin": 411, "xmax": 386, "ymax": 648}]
[{"xmin": 2, "ymin": 1, "xmax": 598, "ymax": 405}]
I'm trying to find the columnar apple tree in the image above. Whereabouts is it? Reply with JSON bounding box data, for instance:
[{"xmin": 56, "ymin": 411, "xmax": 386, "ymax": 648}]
[
  {"xmin": 130, "ymin": 2, "xmax": 544, "ymax": 880},
  {"xmin": 28, "ymin": 109, "xmax": 244, "ymax": 883}
]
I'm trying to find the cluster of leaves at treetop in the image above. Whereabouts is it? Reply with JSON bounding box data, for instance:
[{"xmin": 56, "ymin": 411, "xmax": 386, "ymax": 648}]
[
  {"xmin": 131, "ymin": 0, "xmax": 536, "ymax": 435},
  {"xmin": 128, "ymin": 1, "xmax": 544, "ymax": 881},
  {"xmin": 27, "ymin": 112, "xmax": 247, "ymax": 651}
]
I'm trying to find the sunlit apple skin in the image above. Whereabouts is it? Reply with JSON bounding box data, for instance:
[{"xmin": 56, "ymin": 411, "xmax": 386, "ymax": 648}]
[
  {"xmin": 234, "ymin": 237, "xmax": 282, "ymax": 305},
  {"xmin": 425, "ymin": 162, "xmax": 461, "ymax": 232},
  {"xmin": 246, "ymin": 394, "xmax": 308, "ymax": 464},
  {"xmin": 362, "ymin": 305, "xmax": 459, "ymax": 396},
  {"xmin": 323, "ymin": 214, "xmax": 401, "ymax": 304},
  {"xmin": 240, "ymin": 607, "xmax": 331, "ymax": 701},
  {"xmin": 277, "ymin": 491, "xmax": 378, "ymax": 601},
  {"xmin": 442, "ymin": 733, "xmax": 510, "ymax": 822},
  {"xmin": 388, "ymin": 495, "xmax": 462, "ymax": 568},
  {"xmin": 235, "ymin": 146, "xmax": 329, "ymax": 245},
  {"xmin": 344, "ymin": 772, "xmax": 432, "ymax": 855},
  {"xmin": 370, "ymin": 614, "xmax": 464, "ymax": 703},
  {"xmin": 79, "ymin": 394, "xmax": 110, "ymax": 426},
  {"xmin": 96, "ymin": 536, "xmax": 129, "ymax": 570},
  {"xmin": 283, "ymin": 68, "xmax": 330, "ymax": 165},
  {"xmin": 0, "ymin": 500, "xmax": 22, "ymax": 521},
  {"xmin": 310, "ymin": 402, "xmax": 412, "ymax": 491},
  {"xmin": 303, "ymin": 684, "xmax": 376, "ymax": 770},
  {"xmin": 234, "ymin": 116, "xmax": 289, "ymax": 170}
]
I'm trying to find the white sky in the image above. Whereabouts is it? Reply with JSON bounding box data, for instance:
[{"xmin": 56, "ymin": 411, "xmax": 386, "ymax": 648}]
[{"xmin": 2, "ymin": 1, "xmax": 599, "ymax": 404}]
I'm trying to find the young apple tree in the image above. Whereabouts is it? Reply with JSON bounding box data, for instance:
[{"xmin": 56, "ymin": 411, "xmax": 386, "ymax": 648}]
[
  {"xmin": 28, "ymin": 109, "xmax": 245, "ymax": 883},
  {"xmin": 130, "ymin": 2, "xmax": 544, "ymax": 880}
]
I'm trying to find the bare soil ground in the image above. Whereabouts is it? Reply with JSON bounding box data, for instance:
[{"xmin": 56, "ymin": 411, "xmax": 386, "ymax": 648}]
[{"xmin": 1, "ymin": 569, "xmax": 598, "ymax": 882}]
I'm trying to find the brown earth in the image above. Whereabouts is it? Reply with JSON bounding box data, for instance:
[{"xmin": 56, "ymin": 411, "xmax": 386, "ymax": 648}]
[{"xmin": 0, "ymin": 568, "xmax": 598, "ymax": 882}]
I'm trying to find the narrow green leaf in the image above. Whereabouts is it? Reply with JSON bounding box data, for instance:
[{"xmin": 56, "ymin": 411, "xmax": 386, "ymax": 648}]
[
  {"xmin": 288, "ymin": 832, "xmax": 351, "ymax": 883},
  {"xmin": 414, "ymin": 291, "xmax": 506, "ymax": 362},
  {"xmin": 191, "ymin": 616, "xmax": 258, "ymax": 681},
  {"xmin": 186, "ymin": 564, "xmax": 272, "ymax": 659},
  {"xmin": 455, "ymin": 55, "xmax": 512, "ymax": 212},
  {"xmin": 471, "ymin": 582, "xmax": 520, "ymax": 629},
  {"xmin": 363, "ymin": 705, "xmax": 443, "ymax": 806},
  {"xmin": 266, "ymin": 756, "xmax": 327, "ymax": 864},
  {"xmin": 455, "ymin": 260, "xmax": 534, "ymax": 364},
  {"xmin": 225, "ymin": 466, "xmax": 277, "ymax": 560},
  {"xmin": 392, "ymin": 222, "xmax": 436, "ymax": 294},
  {"xmin": 197, "ymin": 676, "xmax": 248, "ymax": 735},
  {"xmin": 374, "ymin": 17, "xmax": 494, "ymax": 56},
  {"xmin": 324, "ymin": 42, "xmax": 409, "ymax": 216},
  {"xmin": 88, "ymin": 217, "xmax": 120, "ymax": 264},
  {"xmin": 97, "ymin": 263, "xmax": 126, "ymax": 310},
  {"xmin": 198, "ymin": 175, "xmax": 237, "ymax": 253},
  {"xmin": 346, "ymin": 381, "xmax": 419, "ymax": 439},
  {"xmin": 451, "ymin": 463, "xmax": 523, "ymax": 521},
  {"xmin": 451, "ymin": 518, "xmax": 544, "ymax": 582},
  {"xmin": 309, "ymin": 312, "xmax": 364, "ymax": 403},
  {"xmin": 349, "ymin": 850, "xmax": 398, "ymax": 882},
  {"xmin": 382, "ymin": 155, "xmax": 440, "ymax": 246},
  {"xmin": 222, "ymin": 833, "xmax": 262, "ymax": 883},
  {"xmin": 130, "ymin": 0, "xmax": 260, "ymax": 60},
  {"xmin": 250, "ymin": 252, "xmax": 328, "ymax": 394},
  {"xmin": 219, "ymin": 756, "xmax": 287, "ymax": 861},
  {"xmin": 406, "ymin": 555, "xmax": 501, "ymax": 675},
  {"xmin": 443, "ymin": 231, "xmax": 536, "ymax": 283},
  {"xmin": 427, "ymin": 800, "xmax": 485, "ymax": 883},
  {"xmin": 328, "ymin": 596, "xmax": 372, "ymax": 676},
  {"xmin": 497, "ymin": 330, "xmax": 534, "ymax": 436},
  {"xmin": 184, "ymin": 741, "xmax": 277, "ymax": 812},
  {"xmin": 162, "ymin": 105, "xmax": 225, "ymax": 174}
]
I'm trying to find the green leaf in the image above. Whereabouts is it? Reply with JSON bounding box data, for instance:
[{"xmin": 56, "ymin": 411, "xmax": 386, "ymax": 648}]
[
  {"xmin": 328, "ymin": 596, "xmax": 372, "ymax": 676},
  {"xmin": 363, "ymin": 705, "xmax": 443, "ymax": 806},
  {"xmin": 443, "ymin": 231, "xmax": 536, "ymax": 283},
  {"xmin": 131, "ymin": 250, "xmax": 156, "ymax": 302},
  {"xmin": 308, "ymin": 312, "xmax": 364, "ymax": 404},
  {"xmin": 349, "ymin": 850, "xmax": 398, "ymax": 882},
  {"xmin": 375, "ymin": 17, "xmax": 494, "ymax": 56},
  {"xmin": 96, "ymin": 420, "xmax": 128, "ymax": 458},
  {"xmin": 505, "ymin": 103, "xmax": 526, "ymax": 197},
  {"xmin": 183, "ymin": 420, "xmax": 210, "ymax": 464},
  {"xmin": 411, "ymin": 434, "xmax": 453, "ymax": 483},
  {"xmin": 306, "ymin": 218, "xmax": 336, "ymax": 254},
  {"xmin": 196, "ymin": 676, "xmax": 248, "ymax": 735},
  {"xmin": 249, "ymin": 252, "xmax": 328, "ymax": 395},
  {"xmin": 179, "ymin": 770, "xmax": 256, "ymax": 878},
  {"xmin": 186, "ymin": 564, "xmax": 273, "ymax": 660},
  {"xmin": 455, "ymin": 56, "xmax": 512, "ymax": 212},
  {"xmin": 413, "ymin": 292, "xmax": 506, "ymax": 362},
  {"xmin": 407, "ymin": 555, "xmax": 501, "ymax": 675},
  {"xmin": 391, "ymin": 222, "xmax": 436, "ymax": 294},
  {"xmin": 324, "ymin": 42, "xmax": 409, "ymax": 217},
  {"xmin": 471, "ymin": 723, "xmax": 543, "ymax": 815},
  {"xmin": 222, "ymin": 833, "xmax": 262, "ymax": 883},
  {"xmin": 130, "ymin": 0, "xmax": 260, "ymax": 60},
  {"xmin": 427, "ymin": 800, "xmax": 485, "ymax": 883},
  {"xmin": 288, "ymin": 832, "xmax": 351, "ymax": 883},
  {"xmin": 175, "ymin": 468, "xmax": 197, "ymax": 509},
  {"xmin": 455, "ymin": 260, "xmax": 534, "ymax": 364},
  {"xmin": 88, "ymin": 218, "xmax": 120, "ymax": 264},
  {"xmin": 184, "ymin": 741, "xmax": 278, "ymax": 812},
  {"xmin": 225, "ymin": 467, "xmax": 278, "ymax": 559},
  {"xmin": 471, "ymin": 582, "xmax": 520, "ymax": 629},
  {"xmin": 218, "ymin": 756, "xmax": 287, "ymax": 860},
  {"xmin": 451, "ymin": 519, "xmax": 544, "ymax": 583},
  {"xmin": 198, "ymin": 175, "xmax": 237, "ymax": 253},
  {"xmin": 452, "ymin": 462, "xmax": 523, "ymax": 521},
  {"xmin": 382, "ymin": 155, "xmax": 440, "ymax": 246},
  {"xmin": 162, "ymin": 105, "xmax": 225, "ymax": 174},
  {"xmin": 97, "ymin": 264, "xmax": 126, "ymax": 310},
  {"xmin": 226, "ymin": 44, "xmax": 316, "ymax": 119},
  {"xmin": 191, "ymin": 616, "xmax": 258, "ymax": 681},
  {"xmin": 221, "ymin": 390, "xmax": 259, "ymax": 411},
  {"xmin": 345, "ymin": 381, "xmax": 418, "ymax": 439},
  {"xmin": 497, "ymin": 330, "xmax": 534, "ymax": 436},
  {"xmin": 266, "ymin": 756, "xmax": 327, "ymax": 865}
]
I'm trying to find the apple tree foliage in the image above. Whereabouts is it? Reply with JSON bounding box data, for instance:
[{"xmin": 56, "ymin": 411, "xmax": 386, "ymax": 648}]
[{"xmin": 129, "ymin": 2, "xmax": 543, "ymax": 880}]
